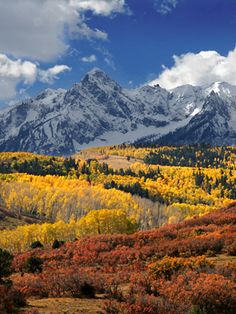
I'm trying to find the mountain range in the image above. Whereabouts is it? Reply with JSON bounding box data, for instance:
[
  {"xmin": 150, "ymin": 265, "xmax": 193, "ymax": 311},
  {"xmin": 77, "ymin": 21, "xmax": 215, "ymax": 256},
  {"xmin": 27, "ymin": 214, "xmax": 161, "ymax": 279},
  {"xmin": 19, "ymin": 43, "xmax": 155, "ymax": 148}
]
[{"xmin": 0, "ymin": 68, "xmax": 236, "ymax": 155}]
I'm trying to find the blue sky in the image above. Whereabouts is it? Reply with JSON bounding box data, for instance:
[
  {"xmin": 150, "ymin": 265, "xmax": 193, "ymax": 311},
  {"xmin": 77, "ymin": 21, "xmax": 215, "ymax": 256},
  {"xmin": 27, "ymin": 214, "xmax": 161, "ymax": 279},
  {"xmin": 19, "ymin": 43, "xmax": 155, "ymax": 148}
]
[{"xmin": 0, "ymin": 0, "xmax": 236, "ymax": 107}]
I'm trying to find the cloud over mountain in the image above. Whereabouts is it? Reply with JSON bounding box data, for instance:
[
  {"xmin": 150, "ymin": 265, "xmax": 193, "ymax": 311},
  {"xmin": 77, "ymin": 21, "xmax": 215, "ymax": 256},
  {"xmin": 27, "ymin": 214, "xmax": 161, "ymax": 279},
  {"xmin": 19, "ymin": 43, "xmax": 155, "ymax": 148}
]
[
  {"xmin": 0, "ymin": 0, "xmax": 128, "ymax": 101},
  {"xmin": 149, "ymin": 47, "xmax": 236, "ymax": 89},
  {"xmin": 0, "ymin": 54, "xmax": 70, "ymax": 100}
]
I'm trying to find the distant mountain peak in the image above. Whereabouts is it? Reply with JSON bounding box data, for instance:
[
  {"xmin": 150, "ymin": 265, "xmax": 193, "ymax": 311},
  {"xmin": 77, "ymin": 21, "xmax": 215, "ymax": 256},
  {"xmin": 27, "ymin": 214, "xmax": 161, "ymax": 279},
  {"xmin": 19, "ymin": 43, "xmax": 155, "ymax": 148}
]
[
  {"xmin": 82, "ymin": 67, "xmax": 111, "ymax": 82},
  {"xmin": 1, "ymin": 69, "xmax": 236, "ymax": 155},
  {"xmin": 87, "ymin": 67, "xmax": 106, "ymax": 75},
  {"xmin": 81, "ymin": 68, "xmax": 121, "ymax": 95}
]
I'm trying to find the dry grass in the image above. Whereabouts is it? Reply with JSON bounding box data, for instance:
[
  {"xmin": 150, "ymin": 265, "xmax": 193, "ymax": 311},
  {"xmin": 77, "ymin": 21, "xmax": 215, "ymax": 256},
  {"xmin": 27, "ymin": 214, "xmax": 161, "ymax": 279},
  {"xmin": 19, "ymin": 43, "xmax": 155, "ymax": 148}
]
[
  {"xmin": 99, "ymin": 155, "xmax": 142, "ymax": 170},
  {"xmin": 208, "ymin": 254, "xmax": 236, "ymax": 266},
  {"xmin": 21, "ymin": 297, "xmax": 105, "ymax": 314},
  {"xmin": 79, "ymin": 153, "xmax": 143, "ymax": 170}
]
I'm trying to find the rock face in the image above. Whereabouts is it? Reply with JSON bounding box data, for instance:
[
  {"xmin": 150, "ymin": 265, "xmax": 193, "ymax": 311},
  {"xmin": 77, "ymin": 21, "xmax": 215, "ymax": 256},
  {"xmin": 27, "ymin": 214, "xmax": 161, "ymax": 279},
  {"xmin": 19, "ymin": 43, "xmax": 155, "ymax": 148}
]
[
  {"xmin": 0, "ymin": 68, "xmax": 236, "ymax": 155},
  {"xmin": 155, "ymin": 91, "xmax": 236, "ymax": 146}
]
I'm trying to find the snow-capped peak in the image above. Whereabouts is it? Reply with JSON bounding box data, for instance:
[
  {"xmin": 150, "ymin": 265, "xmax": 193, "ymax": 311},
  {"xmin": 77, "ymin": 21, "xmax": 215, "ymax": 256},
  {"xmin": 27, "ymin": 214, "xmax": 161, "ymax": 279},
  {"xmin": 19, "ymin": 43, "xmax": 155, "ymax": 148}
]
[
  {"xmin": 81, "ymin": 67, "xmax": 121, "ymax": 94},
  {"xmin": 1, "ymin": 69, "xmax": 236, "ymax": 155},
  {"xmin": 82, "ymin": 67, "xmax": 112, "ymax": 83},
  {"xmin": 87, "ymin": 67, "xmax": 106, "ymax": 76},
  {"xmin": 170, "ymin": 84, "xmax": 201, "ymax": 97},
  {"xmin": 204, "ymin": 81, "xmax": 236, "ymax": 98}
]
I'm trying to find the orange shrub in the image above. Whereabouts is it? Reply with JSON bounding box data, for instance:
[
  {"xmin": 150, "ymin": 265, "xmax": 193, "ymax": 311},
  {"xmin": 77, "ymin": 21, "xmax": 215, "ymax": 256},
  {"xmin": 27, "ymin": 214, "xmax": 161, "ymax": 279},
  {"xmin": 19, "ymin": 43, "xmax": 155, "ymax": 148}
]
[{"xmin": 148, "ymin": 255, "xmax": 214, "ymax": 280}]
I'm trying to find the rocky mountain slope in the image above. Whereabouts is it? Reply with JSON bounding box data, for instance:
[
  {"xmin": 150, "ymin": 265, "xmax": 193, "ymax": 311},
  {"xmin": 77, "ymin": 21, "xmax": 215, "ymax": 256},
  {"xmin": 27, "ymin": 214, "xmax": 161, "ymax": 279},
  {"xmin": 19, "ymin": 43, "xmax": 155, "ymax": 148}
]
[
  {"xmin": 0, "ymin": 69, "xmax": 236, "ymax": 155},
  {"xmin": 156, "ymin": 91, "xmax": 236, "ymax": 146}
]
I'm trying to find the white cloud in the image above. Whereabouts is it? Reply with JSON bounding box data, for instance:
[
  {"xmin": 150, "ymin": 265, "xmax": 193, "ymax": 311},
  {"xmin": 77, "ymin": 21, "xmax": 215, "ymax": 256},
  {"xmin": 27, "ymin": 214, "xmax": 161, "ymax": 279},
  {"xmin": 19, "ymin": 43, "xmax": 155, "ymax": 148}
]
[
  {"xmin": 69, "ymin": 0, "xmax": 127, "ymax": 16},
  {"xmin": 0, "ymin": 54, "xmax": 70, "ymax": 100},
  {"xmin": 0, "ymin": 54, "xmax": 37, "ymax": 100},
  {"xmin": 39, "ymin": 65, "xmax": 71, "ymax": 84},
  {"xmin": 69, "ymin": 22, "xmax": 108, "ymax": 41},
  {"xmin": 0, "ymin": 0, "xmax": 128, "ymax": 62},
  {"xmin": 149, "ymin": 47, "xmax": 236, "ymax": 89},
  {"xmin": 0, "ymin": 0, "xmax": 128, "ymax": 100},
  {"xmin": 153, "ymin": 0, "xmax": 179, "ymax": 15},
  {"xmin": 0, "ymin": 1, "xmax": 67, "ymax": 62},
  {"xmin": 0, "ymin": 54, "xmax": 37, "ymax": 84},
  {"xmin": 81, "ymin": 54, "xmax": 97, "ymax": 63}
]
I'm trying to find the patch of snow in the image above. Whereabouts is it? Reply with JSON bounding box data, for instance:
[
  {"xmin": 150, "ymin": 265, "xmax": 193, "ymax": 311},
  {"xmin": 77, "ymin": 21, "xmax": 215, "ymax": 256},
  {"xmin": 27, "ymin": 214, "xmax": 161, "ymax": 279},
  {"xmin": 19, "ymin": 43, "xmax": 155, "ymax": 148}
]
[
  {"xmin": 204, "ymin": 82, "xmax": 236, "ymax": 99},
  {"xmin": 75, "ymin": 118, "xmax": 191, "ymax": 152},
  {"xmin": 190, "ymin": 107, "xmax": 201, "ymax": 117}
]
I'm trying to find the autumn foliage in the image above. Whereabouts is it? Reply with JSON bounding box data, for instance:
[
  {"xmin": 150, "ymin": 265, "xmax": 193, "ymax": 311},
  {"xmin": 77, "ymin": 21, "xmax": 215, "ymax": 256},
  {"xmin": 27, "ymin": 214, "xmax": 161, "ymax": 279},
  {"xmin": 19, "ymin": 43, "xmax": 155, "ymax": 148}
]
[
  {"xmin": 0, "ymin": 204, "xmax": 232, "ymax": 313},
  {"xmin": 148, "ymin": 255, "xmax": 214, "ymax": 280},
  {"xmin": 0, "ymin": 148, "xmax": 235, "ymax": 312}
]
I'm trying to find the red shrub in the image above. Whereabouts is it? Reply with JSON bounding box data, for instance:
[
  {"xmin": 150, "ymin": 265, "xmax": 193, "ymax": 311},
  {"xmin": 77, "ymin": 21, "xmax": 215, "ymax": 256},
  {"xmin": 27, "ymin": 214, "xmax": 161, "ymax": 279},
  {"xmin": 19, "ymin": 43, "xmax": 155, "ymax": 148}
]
[
  {"xmin": 13, "ymin": 273, "xmax": 47, "ymax": 298},
  {"xmin": 159, "ymin": 272, "xmax": 236, "ymax": 314},
  {"xmin": 9, "ymin": 205, "xmax": 236, "ymax": 313},
  {"xmin": 0, "ymin": 285, "xmax": 26, "ymax": 313}
]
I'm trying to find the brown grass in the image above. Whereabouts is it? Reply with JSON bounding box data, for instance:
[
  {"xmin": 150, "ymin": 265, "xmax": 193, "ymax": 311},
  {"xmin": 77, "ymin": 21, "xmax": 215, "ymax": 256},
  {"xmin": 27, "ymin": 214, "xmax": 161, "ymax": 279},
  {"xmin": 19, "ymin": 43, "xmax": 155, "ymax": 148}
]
[
  {"xmin": 100, "ymin": 155, "xmax": 142, "ymax": 170},
  {"xmin": 20, "ymin": 297, "xmax": 105, "ymax": 314},
  {"xmin": 208, "ymin": 254, "xmax": 236, "ymax": 266},
  {"xmin": 79, "ymin": 153, "xmax": 143, "ymax": 170}
]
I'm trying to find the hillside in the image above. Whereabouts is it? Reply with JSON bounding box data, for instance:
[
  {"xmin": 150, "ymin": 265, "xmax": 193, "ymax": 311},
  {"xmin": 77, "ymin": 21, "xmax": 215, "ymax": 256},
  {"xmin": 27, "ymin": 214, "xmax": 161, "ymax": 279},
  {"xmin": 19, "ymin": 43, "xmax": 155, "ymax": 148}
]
[
  {"xmin": 78, "ymin": 144, "xmax": 236, "ymax": 168},
  {"xmin": 0, "ymin": 205, "xmax": 49, "ymax": 230},
  {"xmin": 0, "ymin": 146, "xmax": 236, "ymax": 236},
  {"xmin": 0, "ymin": 146, "xmax": 235, "ymax": 313},
  {"xmin": 4, "ymin": 203, "xmax": 236, "ymax": 313},
  {"xmin": 1, "ymin": 1, "xmax": 236, "ymax": 313}
]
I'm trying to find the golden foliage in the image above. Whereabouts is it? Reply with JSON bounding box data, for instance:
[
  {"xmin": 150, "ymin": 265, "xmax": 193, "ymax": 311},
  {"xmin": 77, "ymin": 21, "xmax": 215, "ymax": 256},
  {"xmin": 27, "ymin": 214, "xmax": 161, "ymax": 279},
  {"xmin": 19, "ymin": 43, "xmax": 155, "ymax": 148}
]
[
  {"xmin": 0, "ymin": 174, "xmax": 140, "ymax": 222},
  {"xmin": 77, "ymin": 209, "xmax": 137, "ymax": 237}
]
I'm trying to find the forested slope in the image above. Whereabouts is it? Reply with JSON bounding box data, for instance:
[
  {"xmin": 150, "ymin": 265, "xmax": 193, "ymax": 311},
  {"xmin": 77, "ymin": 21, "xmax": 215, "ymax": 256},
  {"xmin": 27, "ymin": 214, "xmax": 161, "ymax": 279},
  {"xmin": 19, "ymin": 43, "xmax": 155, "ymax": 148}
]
[{"xmin": 1, "ymin": 203, "xmax": 235, "ymax": 313}]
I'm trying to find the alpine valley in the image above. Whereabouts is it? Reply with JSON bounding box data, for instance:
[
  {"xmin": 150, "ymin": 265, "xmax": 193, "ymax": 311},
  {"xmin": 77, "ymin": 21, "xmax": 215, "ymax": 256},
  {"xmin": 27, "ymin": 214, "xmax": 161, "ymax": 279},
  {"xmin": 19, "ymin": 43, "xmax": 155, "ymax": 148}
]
[{"xmin": 1, "ymin": 68, "xmax": 236, "ymax": 155}]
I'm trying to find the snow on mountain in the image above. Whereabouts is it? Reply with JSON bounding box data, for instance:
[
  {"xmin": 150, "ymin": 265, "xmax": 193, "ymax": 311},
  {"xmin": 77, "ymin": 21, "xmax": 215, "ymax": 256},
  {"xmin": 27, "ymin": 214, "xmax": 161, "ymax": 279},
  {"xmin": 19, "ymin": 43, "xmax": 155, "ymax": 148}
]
[
  {"xmin": 154, "ymin": 91, "xmax": 236, "ymax": 146},
  {"xmin": 169, "ymin": 84, "xmax": 205, "ymax": 120},
  {"xmin": 204, "ymin": 81, "xmax": 236, "ymax": 99},
  {"xmin": 0, "ymin": 68, "xmax": 236, "ymax": 155}
]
